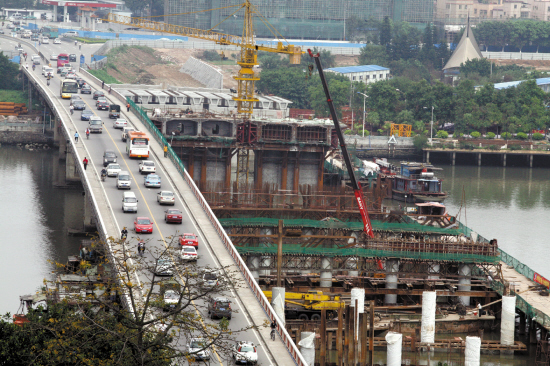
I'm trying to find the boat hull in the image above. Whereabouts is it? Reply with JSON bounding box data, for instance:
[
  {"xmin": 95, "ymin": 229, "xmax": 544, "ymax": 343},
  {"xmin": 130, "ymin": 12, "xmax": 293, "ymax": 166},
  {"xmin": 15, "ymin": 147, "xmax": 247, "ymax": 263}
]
[{"xmin": 392, "ymin": 190, "xmax": 447, "ymax": 203}]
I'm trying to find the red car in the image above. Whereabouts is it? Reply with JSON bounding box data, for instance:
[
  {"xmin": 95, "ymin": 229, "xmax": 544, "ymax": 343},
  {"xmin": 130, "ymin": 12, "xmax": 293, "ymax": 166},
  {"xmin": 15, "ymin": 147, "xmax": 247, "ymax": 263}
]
[
  {"xmin": 179, "ymin": 233, "xmax": 198, "ymax": 249},
  {"xmin": 165, "ymin": 209, "xmax": 182, "ymax": 224},
  {"xmin": 134, "ymin": 217, "xmax": 153, "ymax": 234}
]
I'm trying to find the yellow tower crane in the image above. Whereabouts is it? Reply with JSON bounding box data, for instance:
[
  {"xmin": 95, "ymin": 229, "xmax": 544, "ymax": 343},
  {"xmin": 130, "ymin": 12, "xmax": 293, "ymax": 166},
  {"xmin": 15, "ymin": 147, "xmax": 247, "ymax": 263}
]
[{"xmin": 104, "ymin": 1, "xmax": 302, "ymax": 115}]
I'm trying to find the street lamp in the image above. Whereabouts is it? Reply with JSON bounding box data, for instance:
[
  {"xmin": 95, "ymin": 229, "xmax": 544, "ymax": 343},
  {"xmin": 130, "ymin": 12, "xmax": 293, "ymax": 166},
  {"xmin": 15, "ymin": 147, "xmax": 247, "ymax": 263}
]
[
  {"xmin": 357, "ymin": 92, "xmax": 369, "ymax": 142},
  {"xmin": 170, "ymin": 131, "xmax": 175, "ymax": 145},
  {"xmin": 424, "ymin": 106, "xmax": 434, "ymax": 145}
]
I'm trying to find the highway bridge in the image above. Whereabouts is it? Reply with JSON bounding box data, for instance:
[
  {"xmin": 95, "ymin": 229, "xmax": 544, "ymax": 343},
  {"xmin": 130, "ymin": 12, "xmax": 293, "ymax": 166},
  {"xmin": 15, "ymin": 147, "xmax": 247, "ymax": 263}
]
[{"xmin": 7, "ymin": 35, "xmax": 305, "ymax": 365}]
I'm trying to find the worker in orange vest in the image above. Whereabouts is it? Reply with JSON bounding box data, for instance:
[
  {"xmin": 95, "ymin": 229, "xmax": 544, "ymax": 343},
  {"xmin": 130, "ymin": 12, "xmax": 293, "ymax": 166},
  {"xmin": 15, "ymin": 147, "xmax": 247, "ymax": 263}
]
[{"xmin": 126, "ymin": 102, "xmax": 130, "ymax": 112}]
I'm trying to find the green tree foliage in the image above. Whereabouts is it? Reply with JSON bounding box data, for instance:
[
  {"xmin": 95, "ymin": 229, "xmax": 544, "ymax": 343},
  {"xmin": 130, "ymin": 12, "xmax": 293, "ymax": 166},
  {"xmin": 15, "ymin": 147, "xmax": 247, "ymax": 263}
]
[
  {"xmin": 413, "ymin": 134, "xmax": 428, "ymax": 151},
  {"xmin": 358, "ymin": 45, "xmax": 389, "ymax": 67},
  {"xmin": 436, "ymin": 130, "xmax": 449, "ymax": 138},
  {"xmin": 258, "ymin": 52, "xmax": 284, "ymax": 70},
  {"xmin": 380, "ymin": 17, "xmax": 392, "ymax": 46},
  {"xmin": 0, "ymin": 52, "xmax": 21, "ymax": 90},
  {"xmin": 460, "ymin": 58, "xmax": 493, "ymax": 77},
  {"xmin": 256, "ymin": 68, "xmax": 312, "ymax": 109},
  {"xmin": 308, "ymin": 74, "xmax": 351, "ymax": 117}
]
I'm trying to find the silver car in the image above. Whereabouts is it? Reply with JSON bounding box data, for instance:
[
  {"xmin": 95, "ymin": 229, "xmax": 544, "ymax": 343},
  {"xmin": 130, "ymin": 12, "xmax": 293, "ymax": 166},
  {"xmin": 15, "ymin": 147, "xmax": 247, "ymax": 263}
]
[{"xmin": 157, "ymin": 190, "xmax": 175, "ymax": 205}]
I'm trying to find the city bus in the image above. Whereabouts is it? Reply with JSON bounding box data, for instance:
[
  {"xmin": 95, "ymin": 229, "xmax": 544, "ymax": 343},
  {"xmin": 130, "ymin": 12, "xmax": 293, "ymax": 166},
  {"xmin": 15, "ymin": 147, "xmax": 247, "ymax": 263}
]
[
  {"xmin": 126, "ymin": 131, "xmax": 149, "ymax": 158},
  {"xmin": 60, "ymin": 79, "xmax": 78, "ymax": 99},
  {"xmin": 57, "ymin": 53, "xmax": 69, "ymax": 68}
]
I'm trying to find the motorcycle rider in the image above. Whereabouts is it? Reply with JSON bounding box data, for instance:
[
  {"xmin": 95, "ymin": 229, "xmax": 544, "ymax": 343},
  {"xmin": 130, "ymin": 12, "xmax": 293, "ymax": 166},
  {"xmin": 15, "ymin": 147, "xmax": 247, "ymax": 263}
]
[
  {"xmin": 121, "ymin": 227, "xmax": 128, "ymax": 240},
  {"xmin": 138, "ymin": 241, "xmax": 145, "ymax": 256},
  {"xmin": 85, "ymin": 128, "xmax": 90, "ymax": 139},
  {"xmin": 100, "ymin": 167, "xmax": 107, "ymax": 180}
]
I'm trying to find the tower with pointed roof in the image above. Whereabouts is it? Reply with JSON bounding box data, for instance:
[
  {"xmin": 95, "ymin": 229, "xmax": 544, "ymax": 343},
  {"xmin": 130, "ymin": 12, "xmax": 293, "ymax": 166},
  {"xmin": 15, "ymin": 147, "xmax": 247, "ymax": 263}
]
[{"xmin": 443, "ymin": 16, "xmax": 483, "ymax": 73}]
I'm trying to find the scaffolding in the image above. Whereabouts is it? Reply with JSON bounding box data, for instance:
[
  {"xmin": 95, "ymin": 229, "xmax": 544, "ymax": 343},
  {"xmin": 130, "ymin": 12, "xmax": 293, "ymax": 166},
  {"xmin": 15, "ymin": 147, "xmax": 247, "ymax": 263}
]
[{"xmin": 164, "ymin": 0, "xmax": 434, "ymax": 40}]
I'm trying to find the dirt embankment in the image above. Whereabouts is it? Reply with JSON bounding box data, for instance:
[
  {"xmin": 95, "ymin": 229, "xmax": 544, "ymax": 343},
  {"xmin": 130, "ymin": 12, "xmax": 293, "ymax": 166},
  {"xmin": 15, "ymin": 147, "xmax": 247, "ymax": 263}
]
[
  {"xmin": 103, "ymin": 47, "xmax": 359, "ymax": 88},
  {"xmin": 492, "ymin": 59, "xmax": 550, "ymax": 71}
]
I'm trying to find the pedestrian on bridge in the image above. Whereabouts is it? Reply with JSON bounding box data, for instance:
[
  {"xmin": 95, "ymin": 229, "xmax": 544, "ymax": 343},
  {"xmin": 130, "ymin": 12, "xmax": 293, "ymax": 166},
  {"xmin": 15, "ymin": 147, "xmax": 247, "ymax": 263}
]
[
  {"xmin": 126, "ymin": 103, "xmax": 130, "ymax": 112},
  {"xmin": 164, "ymin": 145, "xmax": 168, "ymax": 157},
  {"xmin": 74, "ymin": 131, "xmax": 79, "ymax": 142},
  {"xmin": 101, "ymin": 80, "xmax": 104, "ymax": 89},
  {"xmin": 83, "ymin": 157, "xmax": 88, "ymax": 170}
]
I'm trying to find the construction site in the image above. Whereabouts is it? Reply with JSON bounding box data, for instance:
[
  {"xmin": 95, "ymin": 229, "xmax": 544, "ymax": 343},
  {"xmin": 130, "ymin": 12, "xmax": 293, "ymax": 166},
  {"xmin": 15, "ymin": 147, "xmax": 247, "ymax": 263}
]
[{"xmin": 76, "ymin": 2, "xmax": 550, "ymax": 365}]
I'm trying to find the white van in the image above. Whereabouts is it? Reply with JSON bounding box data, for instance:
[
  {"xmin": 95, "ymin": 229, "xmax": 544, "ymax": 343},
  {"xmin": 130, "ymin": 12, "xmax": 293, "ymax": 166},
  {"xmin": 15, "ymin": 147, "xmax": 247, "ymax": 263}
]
[
  {"xmin": 117, "ymin": 171, "xmax": 131, "ymax": 190},
  {"xmin": 122, "ymin": 192, "xmax": 138, "ymax": 213}
]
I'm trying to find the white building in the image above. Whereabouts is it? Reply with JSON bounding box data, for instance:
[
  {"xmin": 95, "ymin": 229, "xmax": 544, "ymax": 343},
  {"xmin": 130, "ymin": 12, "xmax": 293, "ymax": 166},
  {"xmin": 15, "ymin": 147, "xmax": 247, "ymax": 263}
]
[
  {"xmin": 2, "ymin": 8, "xmax": 55, "ymax": 21},
  {"xmin": 326, "ymin": 65, "xmax": 391, "ymax": 84}
]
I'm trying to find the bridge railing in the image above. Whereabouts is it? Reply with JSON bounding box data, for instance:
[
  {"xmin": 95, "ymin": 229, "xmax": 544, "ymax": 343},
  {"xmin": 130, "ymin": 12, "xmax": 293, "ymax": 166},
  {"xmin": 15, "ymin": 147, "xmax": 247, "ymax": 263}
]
[
  {"xmin": 126, "ymin": 97, "xmax": 307, "ymax": 365},
  {"xmin": 20, "ymin": 65, "xmax": 135, "ymax": 316}
]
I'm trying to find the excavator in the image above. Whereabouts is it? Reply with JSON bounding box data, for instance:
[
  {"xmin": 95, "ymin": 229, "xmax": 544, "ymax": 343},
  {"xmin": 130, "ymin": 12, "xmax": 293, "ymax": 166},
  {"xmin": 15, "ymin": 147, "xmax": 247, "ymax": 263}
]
[{"xmin": 263, "ymin": 290, "xmax": 344, "ymax": 320}]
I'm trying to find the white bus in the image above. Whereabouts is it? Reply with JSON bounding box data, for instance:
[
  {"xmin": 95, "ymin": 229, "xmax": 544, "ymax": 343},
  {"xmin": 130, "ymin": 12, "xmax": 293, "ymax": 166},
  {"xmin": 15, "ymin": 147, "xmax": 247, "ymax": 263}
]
[
  {"xmin": 126, "ymin": 131, "xmax": 149, "ymax": 158},
  {"xmin": 60, "ymin": 79, "xmax": 78, "ymax": 99}
]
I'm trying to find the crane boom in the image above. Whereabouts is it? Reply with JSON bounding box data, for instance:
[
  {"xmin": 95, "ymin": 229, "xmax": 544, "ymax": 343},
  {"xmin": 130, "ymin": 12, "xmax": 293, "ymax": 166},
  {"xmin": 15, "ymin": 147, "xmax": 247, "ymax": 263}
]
[
  {"xmin": 308, "ymin": 49, "xmax": 374, "ymax": 238},
  {"xmin": 104, "ymin": 1, "xmax": 302, "ymax": 115}
]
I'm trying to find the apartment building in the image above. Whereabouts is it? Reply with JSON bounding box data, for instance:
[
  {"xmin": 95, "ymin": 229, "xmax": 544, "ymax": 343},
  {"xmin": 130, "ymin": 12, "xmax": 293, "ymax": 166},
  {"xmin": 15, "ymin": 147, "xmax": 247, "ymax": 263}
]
[{"xmin": 437, "ymin": 0, "xmax": 531, "ymax": 24}]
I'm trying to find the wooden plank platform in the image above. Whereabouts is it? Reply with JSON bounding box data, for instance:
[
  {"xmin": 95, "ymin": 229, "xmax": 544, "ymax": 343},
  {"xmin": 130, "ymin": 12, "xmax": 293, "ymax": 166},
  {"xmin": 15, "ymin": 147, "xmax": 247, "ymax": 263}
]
[{"xmin": 375, "ymin": 336, "xmax": 527, "ymax": 353}]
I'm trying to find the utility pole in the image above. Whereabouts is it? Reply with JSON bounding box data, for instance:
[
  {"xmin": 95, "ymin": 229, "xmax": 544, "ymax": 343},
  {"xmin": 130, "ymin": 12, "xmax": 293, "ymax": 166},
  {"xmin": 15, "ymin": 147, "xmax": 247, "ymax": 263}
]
[{"xmin": 357, "ymin": 92, "xmax": 369, "ymax": 147}]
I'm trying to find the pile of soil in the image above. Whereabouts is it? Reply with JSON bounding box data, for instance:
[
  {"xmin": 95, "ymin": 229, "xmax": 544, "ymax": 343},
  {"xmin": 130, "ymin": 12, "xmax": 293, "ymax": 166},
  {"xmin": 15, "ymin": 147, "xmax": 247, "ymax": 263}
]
[{"xmin": 492, "ymin": 59, "xmax": 550, "ymax": 71}]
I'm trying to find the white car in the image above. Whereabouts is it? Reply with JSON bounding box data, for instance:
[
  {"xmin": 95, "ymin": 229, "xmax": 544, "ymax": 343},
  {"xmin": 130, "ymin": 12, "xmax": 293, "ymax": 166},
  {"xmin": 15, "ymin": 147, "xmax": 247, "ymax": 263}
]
[
  {"xmin": 121, "ymin": 126, "xmax": 135, "ymax": 142},
  {"xmin": 106, "ymin": 163, "xmax": 121, "ymax": 177},
  {"xmin": 113, "ymin": 118, "xmax": 127, "ymax": 129},
  {"xmin": 180, "ymin": 246, "xmax": 198, "ymax": 262},
  {"xmin": 162, "ymin": 290, "xmax": 178, "ymax": 311},
  {"xmin": 50, "ymin": 54, "xmax": 58, "ymax": 60},
  {"xmin": 42, "ymin": 37, "xmax": 49, "ymax": 44},
  {"xmin": 65, "ymin": 73, "xmax": 76, "ymax": 80},
  {"xmin": 53, "ymin": 38, "xmax": 61, "ymax": 44},
  {"xmin": 202, "ymin": 271, "xmax": 218, "ymax": 287},
  {"xmin": 139, "ymin": 160, "xmax": 156, "ymax": 174},
  {"xmin": 156, "ymin": 190, "xmax": 174, "ymax": 205},
  {"xmin": 233, "ymin": 341, "xmax": 258, "ymax": 365},
  {"xmin": 187, "ymin": 338, "xmax": 211, "ymax": 361}
]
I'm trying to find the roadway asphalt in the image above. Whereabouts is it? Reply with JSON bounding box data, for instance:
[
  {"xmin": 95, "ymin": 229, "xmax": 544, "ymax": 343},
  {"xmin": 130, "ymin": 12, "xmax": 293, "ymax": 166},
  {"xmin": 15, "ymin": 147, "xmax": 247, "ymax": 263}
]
[{"xmin": 7, "ymin": 36, "xmax": 278, "ymax": 366}]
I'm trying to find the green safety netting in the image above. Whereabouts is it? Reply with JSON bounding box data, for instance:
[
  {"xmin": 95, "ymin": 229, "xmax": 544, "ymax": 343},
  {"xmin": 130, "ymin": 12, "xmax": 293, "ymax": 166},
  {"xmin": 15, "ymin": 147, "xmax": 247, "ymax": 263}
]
[{"xmin": 219, "ymin": 217, "xmax": 475, "ymax": 236}]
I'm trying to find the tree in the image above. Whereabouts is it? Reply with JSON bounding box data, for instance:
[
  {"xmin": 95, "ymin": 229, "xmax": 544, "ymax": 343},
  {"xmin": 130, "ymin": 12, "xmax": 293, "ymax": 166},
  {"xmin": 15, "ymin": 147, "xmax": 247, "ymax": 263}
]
[
  {"xmin": 308, "ymin": 74, "xmax": 351, "ymax": 117},
  {"xmin": 366, "ymin": 111, "xmax": 381, "ymax": 129},
  {"xmin": 258, "ymin": 52, "xmax": 284, "ymax": 70},
  {"xmin": 257, "ymin": 68, "xmax": 311, "ymax": 109},
  {"xmin": 380, "ymin": 17, "xmax": 392, "ymax": 46},
  {"xmin": 0, "ymin": 236, "xmax": 256, "ymax": 365},
  {"xmin": 0, "ymin": 52, "xmax": 21, "ymax": 90},
  {"xmin": 460, "ymin": 58, "xmax": 492, "ymax": 77},
  {"xmin": 358, "ymin": 45, "xmax": 389, "ymax": 67},
  {"xmin": 395, "ymin": 110, "xmax": 414, "ymax": 125}
]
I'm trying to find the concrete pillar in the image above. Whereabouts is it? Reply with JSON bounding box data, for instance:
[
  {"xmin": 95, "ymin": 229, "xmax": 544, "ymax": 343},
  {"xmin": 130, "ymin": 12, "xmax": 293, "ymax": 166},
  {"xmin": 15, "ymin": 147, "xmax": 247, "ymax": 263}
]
[
  {"xmin": 92, "ymin": 17, "xmax": 96, "ymax": 31},
  {"xmin": 452, "ymin": 152, "xmax": 456, "ymax": 166},
  {"xmin": 58, "ymin": 136, "xmax": 67, "ymax": 160},
  {"xmin": 477, "ymin": 153, "xmax": 481, "ymax": 166},
  {"xmin": 386, "ymin": 332, "xmax": 402, "ymax": 366},
  {"xmin": 83, "ymin": 194, "xmax": 95, "ymax": 231},
  {"xmin": 298, "ymin": 331, "xmax": 315, "ymax": 366},
  {"xmin": 63, "ymin": 5, "xmax": 68, "ymax": 22},
  {"xmin": 421, "ymin": 291, "xmax": 436, "ymax": 344},
  {"xmin": 260, "ymin": 228, "xmax": 272, "ymax": 276},
  {"xmin": 53, "ymin": 5, "xmax": 58, "ymax": 22},
  {"xmin": 458, "ymin": 264, "xmax": 471, "ymax": 306},
  {"xmin": 503, "ymin": 153, "xmax": 506, "ymax": 167},
  {"xmin": 464, "ymin": 336, "xmax": 481, "ymax": 366},
  {"xmin": 65, "ymin": 151, "xmax": 80, "ymax": 182},
  {"xmin": 348, "ymin": 233, "xmax": 359, "ymax": 277},
  {"xmin": 271, "ymin": 287, "xmax": 285, "ymax": 326},
  {"xmin": 320, "ymin": 257, "xmax": 332, "ymax": 288},
  {"xmin": 385, "ymin": 259, "xmax": 399, "ymax": 305},
  {"xmin": 81, "ymin": 12, "xmax": 85, "ymax": 28},
  {"xmin": 247, "ymin": 256, "xmax": 259, "ymax": 283},
  {"xmin": 530, "ymin": 154, "xmax": 533, "ymax": 168},
  {"xmin": 501, "ymin": 295, "xmax": 516, "ymax": 346},
  {"xmin": 426, "ymin": 151, "xmax": 430, "ymax": 164}
]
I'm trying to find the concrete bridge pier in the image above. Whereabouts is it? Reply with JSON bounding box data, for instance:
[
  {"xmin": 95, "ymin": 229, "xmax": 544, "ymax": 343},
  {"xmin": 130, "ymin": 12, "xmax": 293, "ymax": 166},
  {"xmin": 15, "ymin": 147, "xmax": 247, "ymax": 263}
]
[
  {"xmin": 248, "ymin": 256, "xmax": 260, "ymax": 282},
  {"xmin": 385, "ymin": 259, "xmax": 399, "ymax": 305},
  {"xmin": 83, "ymin": 193, "xmax": 96, "ymax": 231},
  {"xmin": 530, "ymin": 154, "xmax": 533, "ymax": 168},
  {"xmin": 425, "ymin": 151, "xmax": 430, "ymax": 164},
  {"xmin": 319, "ymin": 257, "xmax": 332, "ymax": 288},
  {"xmin": 458, "ymin": 264, "xmax": 472, "ymax": 306},
  {"xmin": 58, "ymin": 135, "xmax": 67, "ymax": 161},
  {"xmin": 451, "ymin": 152, "xmax": 456, "ymax": 166},
  {"xmin": 477, "ymin": 153, "xmax": 481, "ymax": 166},
  {"xmin": 65, "ymin": 150, "xmax": 80, "ymax": 182},
  {"xmin": 502, "ymin": 153, "xmax": 507, "ymax": 167}
]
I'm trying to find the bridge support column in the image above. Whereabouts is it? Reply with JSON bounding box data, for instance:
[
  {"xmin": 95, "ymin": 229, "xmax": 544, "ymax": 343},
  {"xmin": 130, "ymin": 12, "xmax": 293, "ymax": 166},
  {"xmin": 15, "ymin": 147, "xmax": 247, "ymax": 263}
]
[
  {"xmin": 530, "ymin": 318, "xmax": 538, "ymax": 344},
  {"xmin": 58, "ymin": 136, "xmax": 67, "ymax": 160},
  {"xmin": 83, "ymin": 194, "xmax": 96, "ymax": 231},
  {"xmin": 299, "ymin": 332, "xmax": 315, "ymax": 365},
  {"xmin": 428, "ymin": 263, "xmax": 440, "ymax": 290},
  {"xmin": 426, "ymin": 151, "xmax": 430, "ymax": 164},
  {"xmin": 319, "ymin": 257, "xmax": 332, "ymax": 288},
  {"xmin": 458, "ymin": 264, "xmax": 471, "ymax": 306},
  {"xmin": 271, "ymin": 287, "xmax": 285, "ymax": 326},
  {"xmin": 452, "ymin": 152, "xmax": 456, "ymax": 166},
  {"xmin": 247, "ymin": 256, "xmax": 259, "ymax": 283},
  {"xmin": 477, "ymin": 153, "xmax": 481, "ymax": 166},
  {"xmin": 503, "ymin": 153, "xmax": 506, "ymax": 167},
  {"xmin": 53, "ymin": 116, "xmax": 61, "ymax": 146},
  {"xmin": 65, "ymin": 151, "xmax": 80, "ymax": 182},
  {"xmin": 53, "ymin": 5, "xmax": 58, "ymax": 22},
  {"xmin": 530, "ymin": 154, "xmax": 533, "ymax": 168},
  {"xmin": 63, "ymin": 5, "xmax": 68, "ymax": 22},
  {"xmin": 421, "ymin": 291, "xmax": 436, "ymax": 343},
  {"xmin": 501, "ymin": 295, "xmax": 516, "ymax": 346},
  {"xmin": 385, "ymin": 259, "xmax": 399, "ymax": 305}
]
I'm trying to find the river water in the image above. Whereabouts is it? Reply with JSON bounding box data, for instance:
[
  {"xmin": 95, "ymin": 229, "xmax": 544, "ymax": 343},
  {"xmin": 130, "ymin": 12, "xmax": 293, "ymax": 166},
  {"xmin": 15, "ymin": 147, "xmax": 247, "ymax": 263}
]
[
  {"xmin": 0, "ymin": 145, "xmax": 84, "ymax": 316},
  {"xmin": 0, "ymin": 146, "xmax": 546, "ymax": 365}
]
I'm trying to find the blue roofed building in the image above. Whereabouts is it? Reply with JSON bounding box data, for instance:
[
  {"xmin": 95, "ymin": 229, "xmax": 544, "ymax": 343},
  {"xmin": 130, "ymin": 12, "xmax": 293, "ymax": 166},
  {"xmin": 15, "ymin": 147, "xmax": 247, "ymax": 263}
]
[
  {"xmin": 492, "ymin": 77, "xmax": 550, "ymax": 92},
  {"xmin": 326, "ymin": 65, "xmax": 390, "ymax": 84}
]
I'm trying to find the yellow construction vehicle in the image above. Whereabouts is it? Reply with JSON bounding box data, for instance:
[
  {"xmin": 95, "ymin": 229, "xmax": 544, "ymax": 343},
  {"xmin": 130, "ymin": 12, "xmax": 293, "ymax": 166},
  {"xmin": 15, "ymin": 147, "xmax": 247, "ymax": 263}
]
[
  {"xmin": 263, "ymin": 290, "xmax": 344, "ymax": 321},
  {"xmin": 104, "ymin": 1, "xmax": 302, "ymax": 116}
]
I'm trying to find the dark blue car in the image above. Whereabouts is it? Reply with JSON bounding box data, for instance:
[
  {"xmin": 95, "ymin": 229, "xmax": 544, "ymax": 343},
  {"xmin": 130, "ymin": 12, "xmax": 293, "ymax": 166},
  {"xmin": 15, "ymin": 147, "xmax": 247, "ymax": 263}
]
[{"xmin": 80, "ymin": 110, "xmax": 93, "ymax": 121}]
